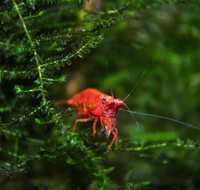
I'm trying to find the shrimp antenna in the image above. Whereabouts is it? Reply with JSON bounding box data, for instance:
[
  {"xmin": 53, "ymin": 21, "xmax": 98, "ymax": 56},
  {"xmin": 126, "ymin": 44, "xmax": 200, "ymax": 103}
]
[
  {"xmin": 121, "ymin": 109, "xmax": 200, "ymax": 131},
  {"xmin": 125, "ymin": 105, "xmax": 141, "ymax": 128},
  {"xmin": 123, "ymin": 69, "xmax": 147, "ymax": 101},
  {"xmin": 110, "ymin": 88, "xmax": 114, "ymax": 97}
]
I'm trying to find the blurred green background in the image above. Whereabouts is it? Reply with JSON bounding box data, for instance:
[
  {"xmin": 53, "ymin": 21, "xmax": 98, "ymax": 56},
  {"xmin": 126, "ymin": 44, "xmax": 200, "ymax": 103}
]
[{"xmin": 63, "ymin": 1, "xmax": 200, "ymax": 189}]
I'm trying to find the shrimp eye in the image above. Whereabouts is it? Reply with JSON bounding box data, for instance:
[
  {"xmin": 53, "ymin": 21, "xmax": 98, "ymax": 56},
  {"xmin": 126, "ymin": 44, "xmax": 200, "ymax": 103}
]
[{"xmin": 101, "ymin": 96, "xmax": 107, "ymax": 104}]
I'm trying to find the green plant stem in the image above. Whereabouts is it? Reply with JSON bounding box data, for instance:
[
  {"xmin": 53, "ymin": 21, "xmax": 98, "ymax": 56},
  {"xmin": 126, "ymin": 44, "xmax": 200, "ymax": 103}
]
[{"xmin": 12, "ymin": 0, "xmax": 46, "ymax": 104}]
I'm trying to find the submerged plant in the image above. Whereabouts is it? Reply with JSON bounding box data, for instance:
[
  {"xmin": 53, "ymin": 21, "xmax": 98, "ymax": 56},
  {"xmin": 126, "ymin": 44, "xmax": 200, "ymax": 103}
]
[{"xmin": 1, "ymin": 0, "xmax": 200, "ymax": 189}]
